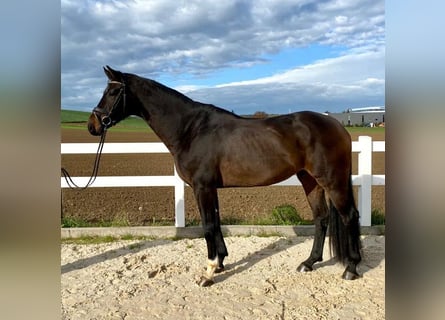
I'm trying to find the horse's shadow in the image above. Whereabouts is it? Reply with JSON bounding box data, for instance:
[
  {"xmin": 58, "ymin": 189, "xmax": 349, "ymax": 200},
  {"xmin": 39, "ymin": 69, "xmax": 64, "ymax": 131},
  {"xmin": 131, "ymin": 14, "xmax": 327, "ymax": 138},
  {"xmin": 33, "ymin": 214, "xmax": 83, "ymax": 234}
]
[
  {"xmin": 61, "ymin": 235, "xmax": 384, "ymax": 280},
  {"xmin": 356, "ymin": 235, "xmax": 385, "ymax": 274},
  {"xmin": 215, "ymin": 237, "xmax": 305, "ymax": 283},
  {"xmin": 215, "ymin": 235, "xmax": 385, "ymax": 283},
  {"xmin": 310, "ymin": 235, "xmax": 385, "ymax": 275},
  {"xmin": 61, "ymin": 239, "xmax": 171, "ymax": 274}
]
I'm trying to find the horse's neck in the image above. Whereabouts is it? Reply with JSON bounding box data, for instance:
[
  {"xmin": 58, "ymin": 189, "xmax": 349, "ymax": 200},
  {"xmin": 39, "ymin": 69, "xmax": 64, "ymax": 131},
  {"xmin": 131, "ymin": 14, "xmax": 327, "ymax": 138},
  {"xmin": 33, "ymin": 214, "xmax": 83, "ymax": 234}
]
[{"xmin": 137, "ymin": 83, "xmax": 195, "ymax": 152}]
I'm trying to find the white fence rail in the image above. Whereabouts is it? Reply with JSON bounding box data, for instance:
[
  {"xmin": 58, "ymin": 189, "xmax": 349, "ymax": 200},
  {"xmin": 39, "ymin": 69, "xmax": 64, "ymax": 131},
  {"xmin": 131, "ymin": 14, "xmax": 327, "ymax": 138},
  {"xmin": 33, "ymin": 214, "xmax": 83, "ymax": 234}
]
[{"xmin": 61, "ymin": 136, "xmax": 385, "ymax": 227}]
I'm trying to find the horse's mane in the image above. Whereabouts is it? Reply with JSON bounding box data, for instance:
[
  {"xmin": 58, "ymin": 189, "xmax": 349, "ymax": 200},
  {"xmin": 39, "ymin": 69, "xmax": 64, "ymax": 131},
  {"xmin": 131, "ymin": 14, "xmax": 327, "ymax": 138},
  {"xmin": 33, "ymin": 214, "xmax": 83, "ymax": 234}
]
[
  {"xmin": 131, "ymin": 73, "xmax": 240, "ymax": 117},
  {"xmin": 129, "ymin": 74, "xmax": 194, "ymax": 104}
]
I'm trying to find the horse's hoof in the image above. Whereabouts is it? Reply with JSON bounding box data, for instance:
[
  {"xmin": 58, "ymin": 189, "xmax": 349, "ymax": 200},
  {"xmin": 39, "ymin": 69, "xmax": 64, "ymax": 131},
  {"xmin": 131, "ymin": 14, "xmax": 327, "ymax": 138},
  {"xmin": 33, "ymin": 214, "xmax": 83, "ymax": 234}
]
[
  {"xmin": 202, "ymin": 266, "xmax": 225, "ymax": 273},
  {"xmin": 215, "ymin": 266, "xmax": 225, "ymax": 274},
  {"xmin": 342, "ymin": 270, "xmax": 361, "ymax": 280},
  {"xmin": 297, "ymin": 263, "xmax": 313, "ymax": 273},
  {"xmin": 197, "ymin": 276, "xmax": 215, "ymax": 287}
]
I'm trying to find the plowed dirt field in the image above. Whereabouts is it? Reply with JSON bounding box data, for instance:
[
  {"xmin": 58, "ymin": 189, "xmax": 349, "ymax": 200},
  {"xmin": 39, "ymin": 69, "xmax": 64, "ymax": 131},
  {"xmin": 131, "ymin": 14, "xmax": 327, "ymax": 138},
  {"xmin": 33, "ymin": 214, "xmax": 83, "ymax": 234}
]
[{"xmin": 61, "ymin": 127, "xmax": 384, "ymax": 226}]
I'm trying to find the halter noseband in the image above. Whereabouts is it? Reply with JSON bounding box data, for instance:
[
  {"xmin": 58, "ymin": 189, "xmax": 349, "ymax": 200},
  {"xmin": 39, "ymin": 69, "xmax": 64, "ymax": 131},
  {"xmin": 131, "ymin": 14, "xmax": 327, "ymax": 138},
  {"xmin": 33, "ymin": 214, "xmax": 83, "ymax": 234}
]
[{"xmin": 93, "ymin": 80, "xmax": 127, "ymax": 129}]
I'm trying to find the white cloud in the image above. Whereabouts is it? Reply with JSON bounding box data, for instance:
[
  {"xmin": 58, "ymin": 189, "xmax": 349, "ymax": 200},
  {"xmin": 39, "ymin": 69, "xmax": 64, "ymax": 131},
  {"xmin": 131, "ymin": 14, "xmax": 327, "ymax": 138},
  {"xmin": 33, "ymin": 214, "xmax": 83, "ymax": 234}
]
[
  {"xmin": 216, "ymin": 48, "xmax": 384, "ymax": 88},
  {"xmin": 61, "ymin": 0, "xmax": 384, "ymax": 113},
  {"xmin": 174, "ymin": 85, "xmax": 209, "ymax": 93},
  {"xmin": 184, "ymin": 47, "xmax": 384, "ymax": 113},
  {"xmin": 62, "ymin": 0, "xmax": 383, "ymax": 71}
]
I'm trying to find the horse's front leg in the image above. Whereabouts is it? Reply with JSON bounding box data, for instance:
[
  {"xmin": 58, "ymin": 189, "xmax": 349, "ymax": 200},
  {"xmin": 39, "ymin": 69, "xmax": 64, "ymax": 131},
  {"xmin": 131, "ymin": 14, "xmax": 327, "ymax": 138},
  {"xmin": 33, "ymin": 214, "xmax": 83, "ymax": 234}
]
[{"xmin": 193, "ymin": 185, "xmax": 228, "ymax": 287}]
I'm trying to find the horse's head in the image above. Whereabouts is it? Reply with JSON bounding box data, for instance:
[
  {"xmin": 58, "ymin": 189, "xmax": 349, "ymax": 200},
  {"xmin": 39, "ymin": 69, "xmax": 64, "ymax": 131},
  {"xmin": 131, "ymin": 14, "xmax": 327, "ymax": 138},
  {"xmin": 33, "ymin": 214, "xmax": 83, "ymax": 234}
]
[{"xmin": 88, "ymin": 66, "xmax": 128, "ymax": 136}]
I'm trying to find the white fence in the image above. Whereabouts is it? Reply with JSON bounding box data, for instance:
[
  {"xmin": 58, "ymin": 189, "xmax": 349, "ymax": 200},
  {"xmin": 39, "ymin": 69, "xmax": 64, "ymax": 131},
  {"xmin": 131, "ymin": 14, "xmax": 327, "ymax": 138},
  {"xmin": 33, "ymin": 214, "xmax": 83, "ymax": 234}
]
[{"xmin": 61, "ymin": 136, "xmax": 385, "ymax": 227}]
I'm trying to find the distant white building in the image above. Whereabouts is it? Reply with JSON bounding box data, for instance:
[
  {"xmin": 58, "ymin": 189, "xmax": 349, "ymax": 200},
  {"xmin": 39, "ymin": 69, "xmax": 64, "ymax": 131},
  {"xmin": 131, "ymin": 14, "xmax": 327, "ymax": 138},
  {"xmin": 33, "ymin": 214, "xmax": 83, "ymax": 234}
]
[{"xmin": 327, "ymin": 106, "xmax": 385, "ymax": 126}]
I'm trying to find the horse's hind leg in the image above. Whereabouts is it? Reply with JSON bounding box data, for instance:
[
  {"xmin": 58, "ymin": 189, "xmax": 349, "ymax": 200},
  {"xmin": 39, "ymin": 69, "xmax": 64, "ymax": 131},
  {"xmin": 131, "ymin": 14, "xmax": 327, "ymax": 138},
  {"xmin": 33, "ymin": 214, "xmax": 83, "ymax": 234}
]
[{"xmin": 296, "ymin": 170, "xmax": 330, "ymax": 272}]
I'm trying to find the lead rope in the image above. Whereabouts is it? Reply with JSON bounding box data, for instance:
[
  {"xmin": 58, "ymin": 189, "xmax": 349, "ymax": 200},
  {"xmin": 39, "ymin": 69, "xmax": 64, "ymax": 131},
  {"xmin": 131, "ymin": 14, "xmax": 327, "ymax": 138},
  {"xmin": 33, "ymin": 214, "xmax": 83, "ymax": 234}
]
[{"xmin": 61, "ymin": 129, "xmax": 108, "ymax": 190}]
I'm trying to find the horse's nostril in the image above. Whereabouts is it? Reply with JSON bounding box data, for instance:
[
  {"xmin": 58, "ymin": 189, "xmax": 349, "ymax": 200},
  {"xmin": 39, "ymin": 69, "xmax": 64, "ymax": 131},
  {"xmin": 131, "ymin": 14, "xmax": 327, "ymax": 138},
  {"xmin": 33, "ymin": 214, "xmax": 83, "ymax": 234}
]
[
  {"xmin": 88, "ymin": 121, "xmax": 102, "ymax": 136},
  {"xmin": 87, "ymin": 122, "xmax": 94, "ymax": 133}
]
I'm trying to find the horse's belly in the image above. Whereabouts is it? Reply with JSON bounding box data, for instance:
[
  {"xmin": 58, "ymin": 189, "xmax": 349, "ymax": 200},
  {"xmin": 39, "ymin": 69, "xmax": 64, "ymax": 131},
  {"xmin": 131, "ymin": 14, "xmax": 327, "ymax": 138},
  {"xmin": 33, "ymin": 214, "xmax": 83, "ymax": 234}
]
[
  {"xmin": 219, "ymin": 132, "xmax": 300, "ymax": 187},
  {"xmin": 220, "ymin": 158, "xmax": 295, "ymax": 187}
]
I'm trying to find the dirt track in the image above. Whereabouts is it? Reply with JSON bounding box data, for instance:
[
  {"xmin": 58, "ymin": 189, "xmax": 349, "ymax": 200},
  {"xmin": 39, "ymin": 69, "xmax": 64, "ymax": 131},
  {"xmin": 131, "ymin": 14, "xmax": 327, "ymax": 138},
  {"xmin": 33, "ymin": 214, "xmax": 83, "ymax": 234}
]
[
  {"xmin": 62, "ymin": 235, "xmax": 384, "ymax": 319},
  {"xmin": 61, "ymin": 127, "xmax": 385, "ymax": 226}
]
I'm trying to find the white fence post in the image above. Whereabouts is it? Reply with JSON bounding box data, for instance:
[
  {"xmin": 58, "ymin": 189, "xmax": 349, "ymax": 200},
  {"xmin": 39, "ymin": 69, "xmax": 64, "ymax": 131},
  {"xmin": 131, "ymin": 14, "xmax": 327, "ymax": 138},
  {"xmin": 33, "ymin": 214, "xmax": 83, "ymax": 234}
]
[{"xmin": 357, "ymin": 136, "xmax": 373, "ymax": 226}]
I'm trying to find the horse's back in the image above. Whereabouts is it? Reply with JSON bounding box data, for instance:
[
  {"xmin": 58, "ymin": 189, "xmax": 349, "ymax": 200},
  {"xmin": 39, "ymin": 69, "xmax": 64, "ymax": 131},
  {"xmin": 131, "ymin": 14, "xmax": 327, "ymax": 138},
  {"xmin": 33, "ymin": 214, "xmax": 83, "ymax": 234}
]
[
  {"xmin": 293, "ymin": 111, "xmax": 349, "ymax": 139},
  {"xmin": 215, "ymin": 111, "xmax": 348, "ymax": 187},
  {"xmin": 177, "ymin": 110, "xmax": 351, "ymax": 188},
  {"xmin": 258, "ymin": 111, "xmax": 351, "ymax": 153},
  {"xmin": 263, "ymin": 111, "xmax": 352, "ymax": 179},
  {"xmin": 302, "ymin": 111, "xmax": 351, "ymax": 150},
  {"xmin": 283, "ymin": 111, "xmax": 349, "ymax": 140}
]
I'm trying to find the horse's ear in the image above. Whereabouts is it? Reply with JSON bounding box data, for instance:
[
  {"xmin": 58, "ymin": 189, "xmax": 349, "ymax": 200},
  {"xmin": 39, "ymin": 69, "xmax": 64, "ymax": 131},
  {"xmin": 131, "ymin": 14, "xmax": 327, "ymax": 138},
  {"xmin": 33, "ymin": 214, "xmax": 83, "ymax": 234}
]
[{"xmin": 103, "ymin": 65, "xmax": 122, "ymax": 82}]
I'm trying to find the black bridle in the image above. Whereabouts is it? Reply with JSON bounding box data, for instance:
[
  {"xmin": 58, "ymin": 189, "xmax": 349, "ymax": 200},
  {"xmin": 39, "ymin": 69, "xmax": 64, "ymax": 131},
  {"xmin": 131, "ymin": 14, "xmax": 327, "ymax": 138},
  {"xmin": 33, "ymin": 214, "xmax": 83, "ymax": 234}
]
[
  {"xmin": 61, "ymin": 80, "xmax": 126, "ymax": 190},
  {"xmin": 92, "ymin": 80, "xmax": 127, "ymax": 130}
]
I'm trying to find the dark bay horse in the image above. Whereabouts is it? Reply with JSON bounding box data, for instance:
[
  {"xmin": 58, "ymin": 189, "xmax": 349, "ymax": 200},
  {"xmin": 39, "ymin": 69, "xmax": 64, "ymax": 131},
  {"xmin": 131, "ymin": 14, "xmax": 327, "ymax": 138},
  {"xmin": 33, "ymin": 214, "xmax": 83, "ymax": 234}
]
[{"xmin": 88, "ymin": 66, "xmax": 362, "ymax": 286}]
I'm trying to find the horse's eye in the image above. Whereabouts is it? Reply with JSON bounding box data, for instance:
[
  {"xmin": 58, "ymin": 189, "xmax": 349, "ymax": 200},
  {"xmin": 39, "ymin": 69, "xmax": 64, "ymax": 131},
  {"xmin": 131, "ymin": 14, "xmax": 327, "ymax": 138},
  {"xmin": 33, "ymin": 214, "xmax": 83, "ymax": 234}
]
[{"xmin": 109, "ymin": 88, "xmax": 120, "ymax": 96}]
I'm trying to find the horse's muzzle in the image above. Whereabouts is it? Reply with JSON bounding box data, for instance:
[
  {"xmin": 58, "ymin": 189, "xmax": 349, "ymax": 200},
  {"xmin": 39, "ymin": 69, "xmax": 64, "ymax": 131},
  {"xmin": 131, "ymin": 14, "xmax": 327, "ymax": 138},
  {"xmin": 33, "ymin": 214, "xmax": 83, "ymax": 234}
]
[{"xmin": 88, "ymin": 113, "xmax": 103, "ymax": 136}]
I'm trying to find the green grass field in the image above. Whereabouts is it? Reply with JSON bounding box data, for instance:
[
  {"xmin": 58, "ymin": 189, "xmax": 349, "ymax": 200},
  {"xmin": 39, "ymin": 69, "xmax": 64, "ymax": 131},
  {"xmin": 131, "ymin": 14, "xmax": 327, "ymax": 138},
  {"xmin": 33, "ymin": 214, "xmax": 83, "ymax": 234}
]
[
  {"xmin": 61, "ymin": 109, "xmax": 90, "ymax": 122},
  {"xmin": 62, "ymin": 109, "xmax": 385, "ymax": 135},
  {"xmin": 345, "ymin": 126, "xmax": 385, "ymax": 135},
  {"xmin": 61, "ymin": 109, "xmax": 149, "ymax": 131}
]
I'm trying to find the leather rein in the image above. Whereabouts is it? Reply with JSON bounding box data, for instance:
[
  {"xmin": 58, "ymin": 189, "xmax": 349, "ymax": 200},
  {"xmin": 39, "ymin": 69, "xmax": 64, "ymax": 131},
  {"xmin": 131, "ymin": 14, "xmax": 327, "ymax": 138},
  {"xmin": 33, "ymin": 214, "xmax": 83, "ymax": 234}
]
[{"xmin": 61, "ymin": 80, "xmax": 126, "ymax": 189}]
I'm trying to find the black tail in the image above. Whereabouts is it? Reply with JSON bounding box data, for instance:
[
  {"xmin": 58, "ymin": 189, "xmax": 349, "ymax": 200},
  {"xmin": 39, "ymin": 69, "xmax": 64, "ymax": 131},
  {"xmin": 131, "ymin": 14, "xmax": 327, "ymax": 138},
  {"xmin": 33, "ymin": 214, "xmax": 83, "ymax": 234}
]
[
  {"xmin": 329, "ymin": 200, "xmax": 348, "ymax": 264},
  {"xmin": 329, "ymin": 181, "xmax": 362, "ymax": 265}
]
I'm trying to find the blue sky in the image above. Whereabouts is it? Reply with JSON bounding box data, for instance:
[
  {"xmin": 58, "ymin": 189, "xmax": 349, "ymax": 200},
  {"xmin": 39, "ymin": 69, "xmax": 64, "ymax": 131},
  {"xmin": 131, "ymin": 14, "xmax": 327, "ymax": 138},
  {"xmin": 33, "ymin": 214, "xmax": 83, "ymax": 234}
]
[{"xmin": 61, "ymin": 0, "xmax": 384, "ymax": 115}]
